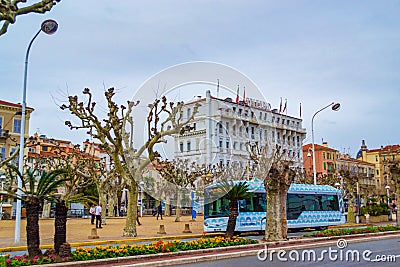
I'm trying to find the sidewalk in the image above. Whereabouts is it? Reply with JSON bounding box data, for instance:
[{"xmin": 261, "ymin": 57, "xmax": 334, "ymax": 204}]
[{"xmin": 0, "ymin": 215, "xmax": 204, "ymax": 250}]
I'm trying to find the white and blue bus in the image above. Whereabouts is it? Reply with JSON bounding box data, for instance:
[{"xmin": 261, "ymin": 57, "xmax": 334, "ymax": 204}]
[{"xmin": 204, "ymin": 179, "xmax": 346, "ymax": 233}]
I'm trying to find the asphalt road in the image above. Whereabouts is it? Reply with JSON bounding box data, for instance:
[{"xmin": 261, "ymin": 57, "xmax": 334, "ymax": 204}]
[{"xmin": 181, "ymin": 237, "xmax": 400, "ymax": 267}]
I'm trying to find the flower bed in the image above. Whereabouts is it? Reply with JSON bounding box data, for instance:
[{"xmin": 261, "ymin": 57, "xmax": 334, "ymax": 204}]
[
  {"xmin": 2, "ymin": 236, "xmax": 257, "ymax": 266},
  {"xmin": 304, "ymin": 225, "xmax": 400, "ymax": 238}
]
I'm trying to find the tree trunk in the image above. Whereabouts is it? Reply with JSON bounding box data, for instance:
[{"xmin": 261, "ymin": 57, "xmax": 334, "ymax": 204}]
[
  {"xmin": 347, "ymin": 193, "xmax": 355, "ymax": 223},
  {"xmin": 54, "ymin": 201, "xmax": 68, "ymax": 254},
  {"xmin": 279, "ymin": 187, "xmax": 288, "ymax": 239},
  {"xmin": 26, "ymin": 196, "xmax": 42, "ymax": 258},
  {"xmin": 265, "ymin": 190, "xmax": 284, "ymax": 241},
  {"xmin": 165, "ymin": 203, "xmax": 171, "ymax": 216},
  {"xmin": 225, "ymin": 199, "xmax": 238, "ymax": 238},
  {"xmin": 123, "ymin": 184, "xmax": 138, "ymax": 236},
  {"xmin": 175, "ymin": 190, "xmax": 181, "ymax": 222}
]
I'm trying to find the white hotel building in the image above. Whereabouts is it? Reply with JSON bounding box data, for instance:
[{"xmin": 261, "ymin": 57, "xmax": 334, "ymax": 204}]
[{"xmin": 174, "ymin": 90, "xmax": 306, "ymax": 168}]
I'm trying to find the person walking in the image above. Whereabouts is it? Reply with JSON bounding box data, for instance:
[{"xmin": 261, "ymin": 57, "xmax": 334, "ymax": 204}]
[
  {"xmin": 89, "ymin": 204, "xmax": 96, "ymax": 225},
  {"xmin": 95, "ymin": 203, "xmax": 103, "ymax": 228},
  {"xmin": 113, "ymin": 205, "xmax": 118, "ymax": 217},
  {"xmin": 156, "ymin": 203, "xmax": 163, "ymax": 220}
]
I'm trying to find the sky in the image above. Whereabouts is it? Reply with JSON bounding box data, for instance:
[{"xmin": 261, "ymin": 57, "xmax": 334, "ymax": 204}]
[{"xmin": 1, "ymin": 0, "xmax": 399, "ymax": 158}]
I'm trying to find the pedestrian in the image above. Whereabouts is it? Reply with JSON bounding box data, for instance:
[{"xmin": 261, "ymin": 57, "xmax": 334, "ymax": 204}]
[
  {"xmin": 89, "ymin": 204, "xmax": 95, "ymax": 225},
  {"xmin": 156, "ymin": 203, "xmax": 163, "ymax": 220},
  {"xmin": 152, "ymin": 205, "xmax": 157, "ymax": 216},
  {"xmin": 95, "ymin": 203, "xmax": 103, "ymax": 228},
  {"xmin": 113, "ymin": 205, "xmax": 118, "ymax": 217}
]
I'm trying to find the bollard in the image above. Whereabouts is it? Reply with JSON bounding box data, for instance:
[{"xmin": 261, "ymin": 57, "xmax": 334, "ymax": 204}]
[
  {"xmin": 183, "ymin": 223, "xmax": 192, "ymax": 233},
  {"xmin": 157, "ymin": 224, "xmax": 167, "ymax": 234},
  {"xmin": 88, "ymin": 228, "xmax": 99, "ymax": 239}
]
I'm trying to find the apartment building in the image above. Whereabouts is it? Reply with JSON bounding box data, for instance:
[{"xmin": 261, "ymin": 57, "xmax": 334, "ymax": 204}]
[
  {"xmin": 174, "ymin": 90, "xmax": 306, "ymax": 169},
  {"xmin": 0, "ymin": 100, "xmax": 34, "ymax": 163}
]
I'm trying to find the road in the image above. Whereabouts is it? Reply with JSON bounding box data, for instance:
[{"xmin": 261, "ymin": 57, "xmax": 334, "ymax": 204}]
[{"xmin": 181, "ymin": 237, "xmax": 400, "ymax": 267}]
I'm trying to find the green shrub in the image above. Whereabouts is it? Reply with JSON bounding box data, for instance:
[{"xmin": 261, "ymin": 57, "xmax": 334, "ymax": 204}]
[{"xmin": 360, "ymin": 203, "xmax": 390, "ymax": 216}]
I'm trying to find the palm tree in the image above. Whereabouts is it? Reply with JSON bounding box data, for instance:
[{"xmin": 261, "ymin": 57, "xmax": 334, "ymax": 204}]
[
  {"xmin": 5, "ymin": 166, "xmax": 69, "ymax": 258},
  {"xmin": 221, "ymin": 181, "xmax": 254, "ymax": 238}
]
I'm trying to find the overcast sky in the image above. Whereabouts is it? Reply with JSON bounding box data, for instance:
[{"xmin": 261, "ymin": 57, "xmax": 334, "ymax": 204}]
[{"xmin": 1, "ymin": 0, "xmax": 399, "ymax": 157}]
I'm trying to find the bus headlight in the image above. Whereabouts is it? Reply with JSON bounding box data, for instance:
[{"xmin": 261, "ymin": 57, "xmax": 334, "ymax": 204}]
[{"xmin": 204, "ymin": 222, "xmax": 208, "ymax": 227}]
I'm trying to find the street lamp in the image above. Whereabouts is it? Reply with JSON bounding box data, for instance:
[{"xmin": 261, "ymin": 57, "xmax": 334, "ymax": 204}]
[
  {"xmin": 311, "ymin": 102, "xmax": 341, "ymax": 185},
  {"xmin": 15, "ymin": 19, "xmax": 58, "ymax": 244},
  {"xmin": 385, "ymin": 185, "xmax": 391, "ymax": 221}
]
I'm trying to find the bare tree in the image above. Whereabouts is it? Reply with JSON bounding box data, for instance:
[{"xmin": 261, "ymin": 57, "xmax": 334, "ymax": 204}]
[
  {"xmin": 0, "ymin": 0, "xmax": 62, "ymax": 36},
  {"xmin": 61, "ymin": 88, "xmax": 197, "ymax": 236},
  {"xmin": 151, "ymin": 158, "xmax": 199, "ymax": 222},
  {"xmin": 248, "ymin": 143, "xmax": 298, "ymax": 241}
]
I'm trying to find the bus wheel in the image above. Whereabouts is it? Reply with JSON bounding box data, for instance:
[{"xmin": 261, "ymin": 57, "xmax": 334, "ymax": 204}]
[
  {"xmin": 257, "ymin": 230, "xmax": 265, "ymax": 235},
  {"xmin": 317, "ymin": 226, "xmax": 327, "ymax": 231}
]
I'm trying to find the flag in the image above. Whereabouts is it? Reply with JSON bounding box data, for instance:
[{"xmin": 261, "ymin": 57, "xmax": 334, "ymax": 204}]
[
  {"xmin": 243, "ymin": 86, "xmax": 246, "ymax": 105},
  {"xmin": 235, "ymin": 85, "xmax": 239, "ymax": 103},
  {"xmin": 282, "ymin": 99, "xmax": 287, "ymax": 113},
  {"xmin": 279, "ymin": 97, "xmax": 282, "ymax": 113},
  {"xmin": 299, "ymin": 103, "xmax": 302, "ymax": 117},
  {"xmin": 217, "ymin": 79, "xmax": 219, "ymax": 98}
]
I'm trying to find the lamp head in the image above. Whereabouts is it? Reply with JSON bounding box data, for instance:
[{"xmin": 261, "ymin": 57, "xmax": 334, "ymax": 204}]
[
  {"xmin": 385, "ymin": 185, "xmax": 390, "ymax": 189},
  {"xmin": 331, "ymin": 103, "xmax": 341, "ymax": 111},
  {"xmin": 41, "ymin": 19, "xmax": 58, "ymax": 35}
]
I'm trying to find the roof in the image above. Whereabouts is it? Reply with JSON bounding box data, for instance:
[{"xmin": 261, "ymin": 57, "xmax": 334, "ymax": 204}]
[
  {"xmin": 0, "ymin": 100, "xmax": 34, "ymax": 111},
  {"xmin": 368, "ymin": 145, "xmax": 400, "ymax": 153},
  {"xmin": 206, "ymin": 178, "xmax": 341, "ymax": 194},
  {"xmin": 302, "ymin": 143, "xmax": 338, "ymax": 152}
]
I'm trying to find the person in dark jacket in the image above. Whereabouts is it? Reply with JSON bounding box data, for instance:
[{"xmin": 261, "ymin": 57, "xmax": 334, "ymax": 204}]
[{"xmin": 156, "ymin": 203, "xmax": 163, "ymax": 220}]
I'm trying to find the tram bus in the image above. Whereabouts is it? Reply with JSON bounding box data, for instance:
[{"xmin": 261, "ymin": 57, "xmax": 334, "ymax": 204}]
[{"xmin": 204, "ymin": 179, "xmax": 346, "ymax": 233}]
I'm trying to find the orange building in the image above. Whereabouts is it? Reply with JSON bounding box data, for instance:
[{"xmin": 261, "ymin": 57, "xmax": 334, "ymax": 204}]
[{"xmin": 302, "ymin": 142, "xmax": 338, "ymax": 181}]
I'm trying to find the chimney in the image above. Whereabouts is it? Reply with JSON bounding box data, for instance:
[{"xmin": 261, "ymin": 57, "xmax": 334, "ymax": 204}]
[{"xmin": 322, "ymin": 141, "xmax": 328, "ymax": 147}]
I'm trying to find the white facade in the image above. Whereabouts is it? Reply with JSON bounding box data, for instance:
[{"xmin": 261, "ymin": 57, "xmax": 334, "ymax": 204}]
[{"xmin": 174, "ymin": 90, "xmax": 306, "ymax": 168}]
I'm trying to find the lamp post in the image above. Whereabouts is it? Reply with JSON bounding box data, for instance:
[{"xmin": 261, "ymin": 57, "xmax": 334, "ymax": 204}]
[
  {"xmin": 385, "ymin": 185, "xmax": 391, "ymax": 221},
  {"xmin": 311, "ymin": 102, "xmax": 341, "ymax": 185},
  {"xmin": 15, "ymin": 19, "xmax": 58, "ymax": 243}
]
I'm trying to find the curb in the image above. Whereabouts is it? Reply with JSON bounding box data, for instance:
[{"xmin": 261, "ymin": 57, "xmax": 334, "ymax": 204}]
[
  {"xmin": 25, "ymin": 231, "xmax": 400, "ymax": 267},
  {"xmin": 0, "ymin": 233, "xmax": 223, "ymax": 253}
]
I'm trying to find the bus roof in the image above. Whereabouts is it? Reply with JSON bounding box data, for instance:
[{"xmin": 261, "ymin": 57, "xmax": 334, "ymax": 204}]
[{"xmin": 206, "ymin": 178, "xmax": 341, "ymax": 194}]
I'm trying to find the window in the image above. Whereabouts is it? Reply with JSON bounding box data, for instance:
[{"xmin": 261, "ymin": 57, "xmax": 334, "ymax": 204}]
[
  {"xmin": 0, "ymin": 117, "xmax": 3, "ymax": 135},
  {"xmin": 239, "ymin": 193, "xmax": 266, "ymax": 212},
  {"xmin": 324, "ymin": 162, "xmax": 326, "ymax": 170},
  {"xmin": 219, "ymin": 140, "xmax": 222, "ymax": 148},
  {"xmin": 193, "ymin": 123, "xmax": 196, "ymax": 130},
  {"xmin": 204, "ymin": 196, "xmax": 230, "ymax": 218},
  {"xmin": 376, "ymin": 169, "xmax": 379, "ymax": 175},
  {"xmin": 323, "ymin": 152, "xmax": 326, "ymax": 159},
  {"xmin": 10, "ymin": 147, "xmax": 18, "ymax": 164},
  {"xmin": 187, "ymin": 108, "xmax": 191, "ymax": 119},
  {"xmin": 187, "ymin": 141, "xmax": 191, "ymax": 151},
  {"xmin": 376, "ymin": 155, "xmax": 378, "ymax": 162},
  {"xmin": 42, "ymin": 146, "xmax": 49, "ymax": 152},
  {"xmin": 1, "ymin": 147, "xmax": 5, "ymax": 161},
  {"xmin": 179, "ymin": 142, "xmax": 183, "ymax": 152},
  {"xmin": 226, "ymin": 141, "xmax": 230, "ymax": 149},
  {"xmin": 13, "ymin": 119, "xmax": 21, "ymax": 133}
]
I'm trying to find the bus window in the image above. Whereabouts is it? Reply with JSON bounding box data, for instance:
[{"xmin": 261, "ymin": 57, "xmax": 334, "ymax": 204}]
[
  {"xmin": 321, "ymin": 195, "xmax": 339, "ymax": 211},
  {"xmin": 253, "ymin": 193, "xmax": 266, "ymax": 212},
  {"xmin": 238, "ymin": 199, "xmax": 253, "ymax": 212},
  {"xmin": 204, "ymin": 197, "xmax": 230, "ymax": 218}
]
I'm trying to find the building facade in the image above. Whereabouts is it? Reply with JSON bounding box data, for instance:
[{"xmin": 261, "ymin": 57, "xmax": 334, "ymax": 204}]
[
  {"xmin": 357, "ymin": 140, "xmax": 400, "ymax": 195},
  {"xmin": 0, "ymin": 100, "xmax": 34, "ymax": 164},
  {"xmin": 174, "ymin": 90, "xmax": 306, "ymax": 169}
]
